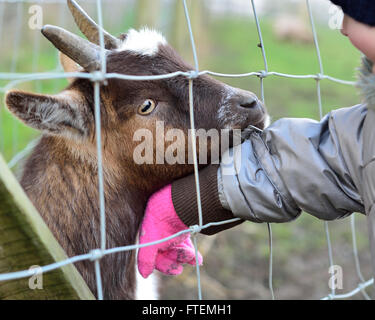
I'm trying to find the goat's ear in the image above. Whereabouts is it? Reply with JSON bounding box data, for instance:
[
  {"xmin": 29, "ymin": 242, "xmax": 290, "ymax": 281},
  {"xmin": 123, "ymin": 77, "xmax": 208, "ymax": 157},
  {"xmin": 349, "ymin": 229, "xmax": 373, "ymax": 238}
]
[
  {"xmin": 59, "ymin": 52, "xmax": 81, "ymax": 83},
  {"xmin": 5, "ymin": 90, "xmax": 92, "ymax": 139}
]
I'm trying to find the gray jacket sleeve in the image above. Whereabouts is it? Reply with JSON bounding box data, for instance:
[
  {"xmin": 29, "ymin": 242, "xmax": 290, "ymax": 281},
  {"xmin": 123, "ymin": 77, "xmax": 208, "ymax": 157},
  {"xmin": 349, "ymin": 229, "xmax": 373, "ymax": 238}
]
[{"xmin": 219, "ymin": 104, "xmax": 367, "ymax": 223}]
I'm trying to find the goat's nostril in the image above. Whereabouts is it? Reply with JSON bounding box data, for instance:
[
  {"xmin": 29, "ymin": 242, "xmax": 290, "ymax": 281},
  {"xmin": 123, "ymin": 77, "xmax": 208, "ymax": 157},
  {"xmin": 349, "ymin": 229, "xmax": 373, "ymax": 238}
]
[
  {"xmin": 231, "ymin": 88, "xmax": 262, "ymax": 110},
  {"xmin": 240, "ymin": 100, "xmax": 258, "ymax": 109},
  {"xmin": 239, "ymin": 96, "xmax": 259, "ymax": 109}
]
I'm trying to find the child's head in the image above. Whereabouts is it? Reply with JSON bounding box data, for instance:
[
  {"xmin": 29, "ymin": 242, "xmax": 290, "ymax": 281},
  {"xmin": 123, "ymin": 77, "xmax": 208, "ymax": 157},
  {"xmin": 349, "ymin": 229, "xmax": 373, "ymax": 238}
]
[{"xmin": 341, "ymin": 14, "xmax": 375, "ymax": 72}]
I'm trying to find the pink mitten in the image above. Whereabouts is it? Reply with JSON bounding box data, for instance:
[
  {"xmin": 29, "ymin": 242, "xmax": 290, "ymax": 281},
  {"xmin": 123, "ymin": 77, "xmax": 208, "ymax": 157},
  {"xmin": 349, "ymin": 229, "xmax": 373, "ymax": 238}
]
[
  {"xmin": 156, "ymin": 238, "xmax": 202, "ymax": 275},
  {"xmin": 137, "ymin": 184, "xmax": 203, "ymax": 278}
]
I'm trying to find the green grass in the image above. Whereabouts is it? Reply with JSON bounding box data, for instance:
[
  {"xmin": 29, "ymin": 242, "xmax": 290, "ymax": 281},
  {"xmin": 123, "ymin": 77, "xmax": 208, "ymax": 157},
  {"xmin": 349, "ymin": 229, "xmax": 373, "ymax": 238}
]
[
  {"xmin": 0, "ymin": 37, "xmax": 68, "ymax": 161},
  {"xmin": 0, "ymin": 5, "xmax": 138, "ymax": 162},
  {"xmin": 201, "ymin": 17, "xmax": 361, "ymax": 121}
]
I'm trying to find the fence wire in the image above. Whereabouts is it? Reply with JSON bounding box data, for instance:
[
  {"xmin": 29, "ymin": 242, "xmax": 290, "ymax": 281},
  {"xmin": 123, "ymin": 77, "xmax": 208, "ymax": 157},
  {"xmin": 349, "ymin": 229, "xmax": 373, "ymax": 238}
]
[{"xmin": 0, "ymin": 0, "xmax": 373, "ymax": 300}]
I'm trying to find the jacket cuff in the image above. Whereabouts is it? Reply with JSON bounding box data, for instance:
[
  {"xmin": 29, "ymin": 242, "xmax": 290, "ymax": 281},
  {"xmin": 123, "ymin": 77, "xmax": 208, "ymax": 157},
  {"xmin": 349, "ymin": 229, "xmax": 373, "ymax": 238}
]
[{"xmin": 171, "ymin": 164, "xmax": 243, "ymax": 235}]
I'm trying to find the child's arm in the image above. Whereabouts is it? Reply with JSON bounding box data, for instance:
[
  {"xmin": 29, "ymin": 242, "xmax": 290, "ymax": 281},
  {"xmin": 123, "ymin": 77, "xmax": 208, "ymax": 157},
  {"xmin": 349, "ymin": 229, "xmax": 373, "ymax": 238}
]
[{"xmin": 173, "ymin": 104, "xmax": 367, "ymax": 233}]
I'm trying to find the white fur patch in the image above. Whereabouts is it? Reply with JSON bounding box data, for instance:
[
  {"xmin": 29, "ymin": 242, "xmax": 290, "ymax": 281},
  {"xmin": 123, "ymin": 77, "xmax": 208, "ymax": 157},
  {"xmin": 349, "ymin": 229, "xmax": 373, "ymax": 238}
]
[
  {"xmin": 217, "ymin": 87, "xmax": 247, "ymax": 129},
  {"xmin": 135, "ymin": 269, "xmax": 159, "ymax": 300},
  {"xmin": 134, "ymin": 234, "xmax": 159, "ymax": 300},
  {"xmin": 119, "ymin": 27, "xmax": 167, "ymax": 56},
  {"xmin": 264, "ymin": 114, "xmax": 271, "ymax": 128},
  {"xmin": 218, "ymin": 87, "xmax": 235, "ymax": 128}
]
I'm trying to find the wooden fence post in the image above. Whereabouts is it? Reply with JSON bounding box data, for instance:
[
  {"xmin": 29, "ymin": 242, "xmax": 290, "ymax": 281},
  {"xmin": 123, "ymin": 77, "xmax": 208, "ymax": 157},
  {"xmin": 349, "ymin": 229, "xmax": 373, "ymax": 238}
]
[{"xmin": 0, "ymin": 154, "xmax": 95, "ymax": 300}]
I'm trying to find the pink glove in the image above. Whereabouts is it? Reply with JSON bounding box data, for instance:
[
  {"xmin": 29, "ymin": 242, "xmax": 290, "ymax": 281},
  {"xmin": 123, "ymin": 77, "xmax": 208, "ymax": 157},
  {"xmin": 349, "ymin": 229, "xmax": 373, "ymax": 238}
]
[{"xmin": 137, "ymin": 184, "xmax": 203, "ymax": 278}]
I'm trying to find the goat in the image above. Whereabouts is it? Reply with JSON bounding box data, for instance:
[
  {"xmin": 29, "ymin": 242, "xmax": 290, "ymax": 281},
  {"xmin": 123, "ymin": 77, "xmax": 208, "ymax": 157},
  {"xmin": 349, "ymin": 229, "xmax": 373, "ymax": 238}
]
[{"xmin": 5, "ymin": 0, "xmax": 268, "ymax": 299}]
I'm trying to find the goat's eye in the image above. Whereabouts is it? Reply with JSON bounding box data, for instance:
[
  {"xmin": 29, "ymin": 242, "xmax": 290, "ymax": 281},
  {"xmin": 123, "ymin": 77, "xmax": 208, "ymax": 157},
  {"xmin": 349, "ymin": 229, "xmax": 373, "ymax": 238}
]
[{"xmin": 138, "ymin": 99, "xmax": 156, "ymax": 115}]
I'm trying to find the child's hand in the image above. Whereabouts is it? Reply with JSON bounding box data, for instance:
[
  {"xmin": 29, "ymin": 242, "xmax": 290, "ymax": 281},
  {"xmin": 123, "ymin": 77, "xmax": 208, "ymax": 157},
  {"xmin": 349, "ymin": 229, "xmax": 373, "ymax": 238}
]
[{"xmin": 137, "ymin": 184, "xmax": 203, "ymax": 278}]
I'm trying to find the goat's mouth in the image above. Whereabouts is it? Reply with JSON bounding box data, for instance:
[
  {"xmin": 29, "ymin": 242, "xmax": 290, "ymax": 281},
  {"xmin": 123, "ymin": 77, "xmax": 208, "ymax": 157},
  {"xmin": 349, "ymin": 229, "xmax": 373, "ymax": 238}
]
[
  {"xmin": 239, "ymin": 113, "xmax": 270, "ymax": 142},
  {"xmin": 240, "ymin": 124, "xmax": 263, "ymax": 142}
]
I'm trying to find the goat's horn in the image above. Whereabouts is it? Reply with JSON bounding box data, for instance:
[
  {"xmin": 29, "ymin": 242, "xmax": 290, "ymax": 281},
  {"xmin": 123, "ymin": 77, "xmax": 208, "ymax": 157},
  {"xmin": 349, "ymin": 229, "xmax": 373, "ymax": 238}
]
[
  {"xmin": 42, "ymin": 25, "xmax": 104, "ymax": 72},
  {"xmin": 67, "ymin": 0, "xmax": 119, "ymax": 49}
]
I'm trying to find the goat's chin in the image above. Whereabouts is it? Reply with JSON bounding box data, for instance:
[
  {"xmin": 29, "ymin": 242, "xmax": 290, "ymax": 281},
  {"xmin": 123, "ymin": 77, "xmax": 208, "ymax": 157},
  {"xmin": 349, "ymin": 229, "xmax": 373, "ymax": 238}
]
[
  {"xmin": 239, "ymin": 124, "xmax": 263, "ymax": 142},
  {"xmin": 238, "ymin": 114, "xmax": 271, "ymax": 142}
]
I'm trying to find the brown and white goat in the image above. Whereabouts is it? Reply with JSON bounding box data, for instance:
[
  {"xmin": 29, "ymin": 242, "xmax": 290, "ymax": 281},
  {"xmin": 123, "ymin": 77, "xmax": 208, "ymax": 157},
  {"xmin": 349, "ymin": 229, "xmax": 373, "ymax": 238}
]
[{"xmin": 5, "ymin": 0, "xmax": 268, "ymax": 299}]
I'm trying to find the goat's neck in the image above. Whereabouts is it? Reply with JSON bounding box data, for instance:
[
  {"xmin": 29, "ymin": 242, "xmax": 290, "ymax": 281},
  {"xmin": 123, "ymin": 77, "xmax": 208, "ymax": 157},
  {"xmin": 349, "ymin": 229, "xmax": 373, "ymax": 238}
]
[{"xmin": 20, "ymin": 135, "xmax": 149, "ymax": 299}]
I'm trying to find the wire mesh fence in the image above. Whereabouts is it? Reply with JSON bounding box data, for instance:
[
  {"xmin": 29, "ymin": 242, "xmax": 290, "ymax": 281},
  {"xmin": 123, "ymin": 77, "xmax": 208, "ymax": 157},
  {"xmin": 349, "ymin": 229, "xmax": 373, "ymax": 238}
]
[{"xmin": 0, "ymin": 0, "xmax": 374, "ymax": 300}]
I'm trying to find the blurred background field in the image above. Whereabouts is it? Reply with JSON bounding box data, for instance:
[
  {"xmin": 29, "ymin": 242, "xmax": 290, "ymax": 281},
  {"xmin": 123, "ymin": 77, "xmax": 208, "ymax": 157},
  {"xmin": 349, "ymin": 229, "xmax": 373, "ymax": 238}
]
[{"xmin": 0, "ymin": 0, "xmax": 373, "ymax": 299}]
